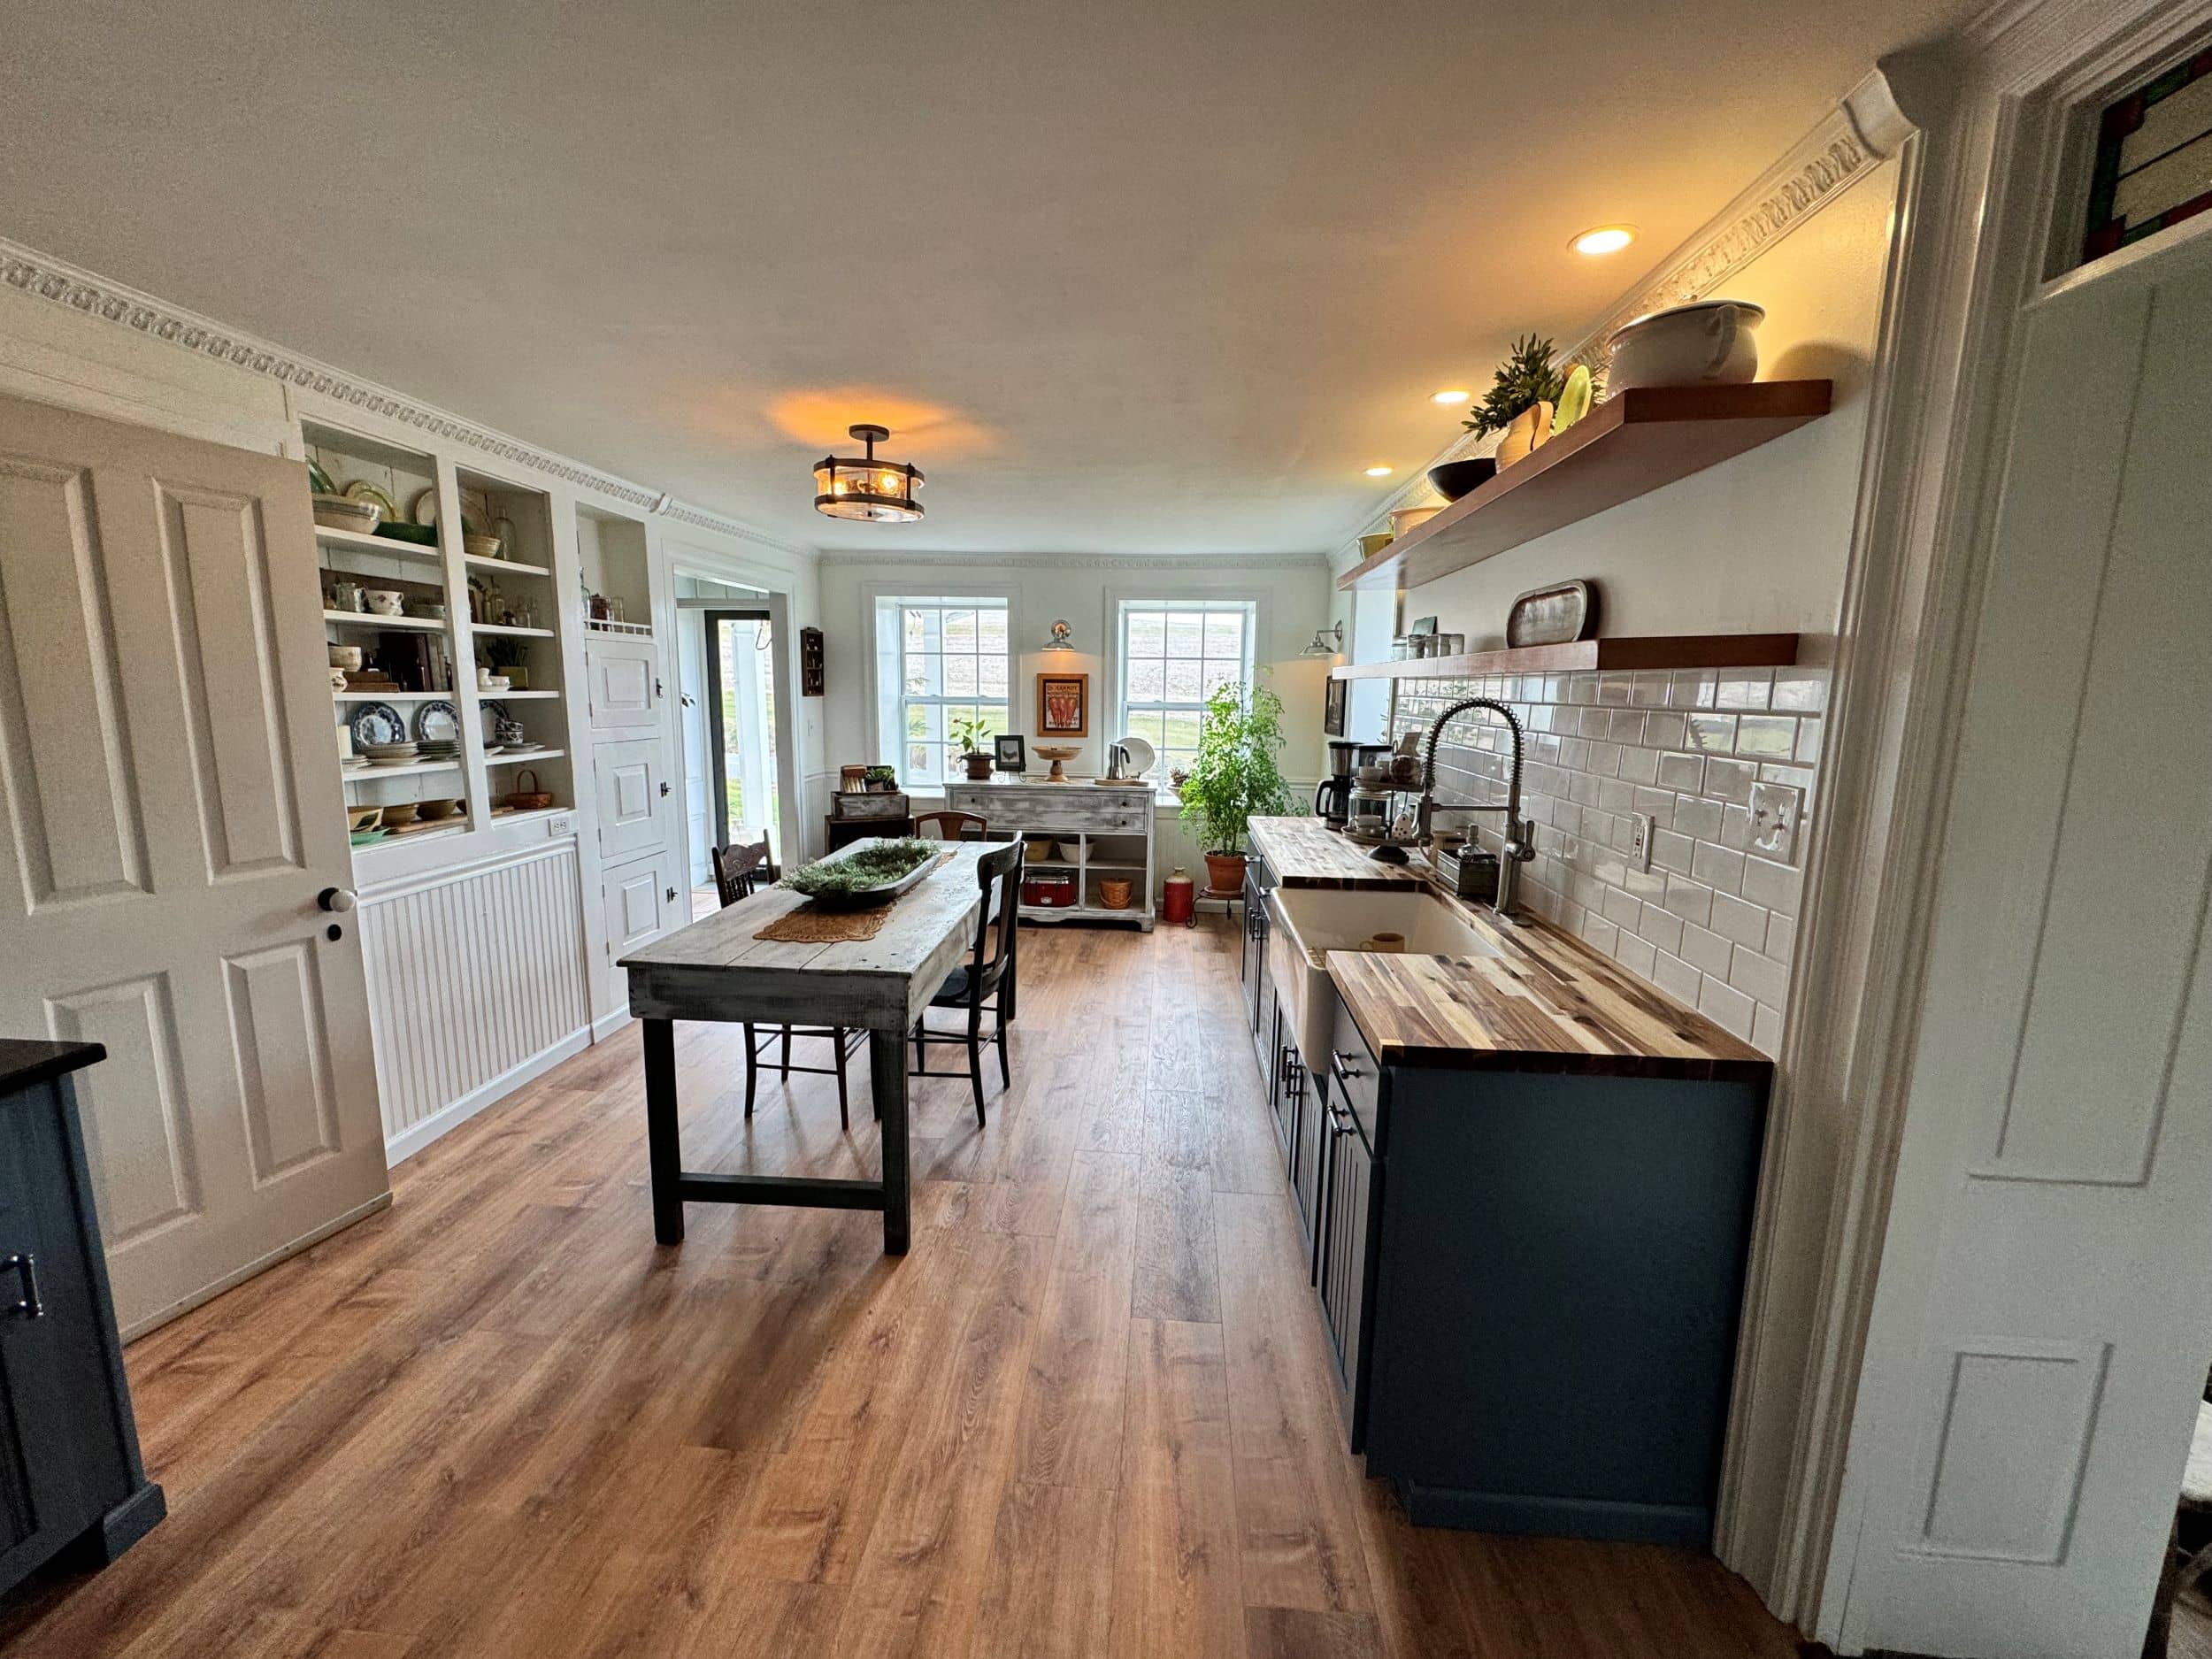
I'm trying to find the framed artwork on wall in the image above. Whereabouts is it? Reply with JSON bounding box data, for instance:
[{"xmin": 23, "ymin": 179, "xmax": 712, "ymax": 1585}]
[
  {"xmin": 1036, "ymin": 672, "xmax": 1089, "ymax": 737},
  {"xmin": 993, "ymin": 733, "xmax": 1027, "ymax": 773},
  {"xmin": 1323, "ymin": 673, "xmax": 1348, "ymax": 737}
]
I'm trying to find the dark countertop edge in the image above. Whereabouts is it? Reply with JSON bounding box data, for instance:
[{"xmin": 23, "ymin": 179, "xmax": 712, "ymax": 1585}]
[
  {"xmin": 1364, "ymin": 1036, "xmax": 1772, "ymax": 1082},
  {"xmin": 0, "ymin": 1039, "xmax": 107, "ymax": 1093}
]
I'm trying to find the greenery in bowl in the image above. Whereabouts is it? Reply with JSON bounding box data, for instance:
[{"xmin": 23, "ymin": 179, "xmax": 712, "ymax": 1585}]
[
  {"xmin": 1463, "ymin": 334, "xmax": 1568, "ymax": 440},
  {"xmin": 1178, "ymin": 678, "xmax": 1292, "ymax": 855},
  {"xmin": 783, "ymin": 838, "xmax": 939, "ymax": 901}
]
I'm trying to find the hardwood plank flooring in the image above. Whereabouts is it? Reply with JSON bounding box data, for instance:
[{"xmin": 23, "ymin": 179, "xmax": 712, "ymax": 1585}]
[{"xmin": 0, "ymin": 917, "xmax": 1802, "ymax": 1658}]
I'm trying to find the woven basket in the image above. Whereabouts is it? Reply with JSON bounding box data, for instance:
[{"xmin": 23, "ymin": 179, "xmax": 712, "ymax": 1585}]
[
  {"xmin": 1096, "ymin": 877, "xmax": 1134, "ymax": 910},
  {"xmin": 504, "ymin": 767, "xmax": 554, "ymax": 811}
]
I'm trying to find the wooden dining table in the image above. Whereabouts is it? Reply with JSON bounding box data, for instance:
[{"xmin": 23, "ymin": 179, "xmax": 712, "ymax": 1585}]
[{"xmin": 618, "ymin": 839, "xmax": 990, "ymax": 1254}]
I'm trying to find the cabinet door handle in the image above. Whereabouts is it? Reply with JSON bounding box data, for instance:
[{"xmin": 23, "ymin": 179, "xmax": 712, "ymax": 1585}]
[
  {"xmin": 1330, "ymin": 1049, "xmax": 1363, "ymax": 1086},
  {"xmin": 3, "ymin": 1253, "xmax": 42, "ymax": 1319}
]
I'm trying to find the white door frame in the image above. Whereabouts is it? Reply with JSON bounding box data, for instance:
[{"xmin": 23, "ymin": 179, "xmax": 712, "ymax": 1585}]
[{"xmin": 1733, "ymin": 0, "xmax": 2212, "ymax": 1636}]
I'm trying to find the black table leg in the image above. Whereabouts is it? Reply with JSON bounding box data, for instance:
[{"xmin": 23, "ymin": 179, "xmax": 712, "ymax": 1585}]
[
  {"xmin": 642, "ymin": 1017, "xmax": 683, "ymax": 1244},
  {"xmin": 871, "ymin": 1028, "xmax": 910, "ymax": 1254}
]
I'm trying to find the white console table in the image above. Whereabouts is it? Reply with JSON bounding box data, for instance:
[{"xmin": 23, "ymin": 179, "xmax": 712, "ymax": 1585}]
[{"xmin": 944, "ymin": 778, "xmax": 1156, "ymax": 931}]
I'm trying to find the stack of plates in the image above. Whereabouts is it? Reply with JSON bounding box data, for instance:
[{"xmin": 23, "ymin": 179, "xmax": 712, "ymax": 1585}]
[
  {"xmin": 414, "ymin": 739, "xmax": 462, "ymax": 765},
  {"xmin": 503, "ymin": 740, "xmax": 546, "ymax": 756},
  {"xmin": 360, "ymin": 741, "xmax": 419, "ymax": 769}
]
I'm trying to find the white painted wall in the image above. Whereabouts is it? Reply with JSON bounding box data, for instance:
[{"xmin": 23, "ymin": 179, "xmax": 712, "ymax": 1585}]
[{"xmin": 812, "ymin": 554, "xmax": 1335, "ymax": 875}]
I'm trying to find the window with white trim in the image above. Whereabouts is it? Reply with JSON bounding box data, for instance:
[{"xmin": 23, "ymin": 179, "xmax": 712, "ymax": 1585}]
[
  {"xmin": 872, "ymin": 595, "xmax": 1010, "ymax": 787},
  {"xmin": 1117, "ymin": 600, "xmax": 1256, "ymax": 776}
]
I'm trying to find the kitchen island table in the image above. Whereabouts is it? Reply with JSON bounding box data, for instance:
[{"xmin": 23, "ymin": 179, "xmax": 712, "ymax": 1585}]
[{"xmin": 619, "ymin": 839, "xmax": 994, "ymax": 1253}]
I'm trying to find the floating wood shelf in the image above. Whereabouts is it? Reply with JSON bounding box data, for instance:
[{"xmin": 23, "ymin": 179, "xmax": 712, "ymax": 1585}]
[
  {"xmin": 1337, "ymin": 380, "xmax": 1832, "ymax": 593},
  {"xmin": 1330, "ymin": 634, "xmax": 1801, "ymax": 680},
  {"xmin": 315, "ymin": 524, "xmax": 443, "ymax": 562}
]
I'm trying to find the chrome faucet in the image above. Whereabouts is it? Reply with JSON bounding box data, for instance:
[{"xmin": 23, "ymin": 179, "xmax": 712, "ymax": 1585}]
[{"xmin": 1416, "ymin": 697, "xmax": 1535, "ymax": 917}]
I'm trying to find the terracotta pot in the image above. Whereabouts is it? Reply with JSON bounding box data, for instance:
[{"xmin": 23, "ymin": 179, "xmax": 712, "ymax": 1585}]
[
  {"xmin": 1203, "ymin": 851, "xmax": 1247, "ymax": 897},
  {"xmin": 1494, "ymin": 401, "xmax": 1555, "ymax": 469}
]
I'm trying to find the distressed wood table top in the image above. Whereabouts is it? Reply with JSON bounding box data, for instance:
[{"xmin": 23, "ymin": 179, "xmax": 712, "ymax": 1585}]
[{"xmin": 620, "ymin": 840, "xmax": 987, "ymax": 1031}]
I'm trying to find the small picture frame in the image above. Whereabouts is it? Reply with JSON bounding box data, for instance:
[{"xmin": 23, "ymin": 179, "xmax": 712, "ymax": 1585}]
[
  {"xmin": 1323, "ymin": 674, "xmax": 1348, "ymax": 738},
  {"xmin": 1036, "ymin": 672, "xmax": 1089, "ymax": 737},
  {"xmin": 993, "ymin": 733, "xmax": 1027, "ymax": 774}
]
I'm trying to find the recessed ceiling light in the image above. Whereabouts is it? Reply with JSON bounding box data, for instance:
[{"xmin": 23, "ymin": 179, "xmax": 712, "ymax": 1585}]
[
  {"xmin": 1363, "ymin": 465, "xmax": 1394, "ymax": 477},
  {"xmin": 1430, "ymin": 389, "xmax": 1471, "ymax": 404},
  {"xmin": 1571, "ymin": 224, "xmax": 1637, "ymax": 257}
]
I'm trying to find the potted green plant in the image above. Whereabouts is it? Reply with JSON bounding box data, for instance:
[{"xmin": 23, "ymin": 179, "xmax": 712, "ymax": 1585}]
[
  {"xmin": 864, "ymin": 764, "xmax": 899, "ymax": 793},
  {"xmin": 949, "ymin": 712, "xmax": 995, "ymax": 781},
  {"xmin": 479, "ymin": 634, "xmax": 529, "ymax": 690},
  {"xmin": 1179, "ymin": 677, "xmax": 1291, "ymax": 895},
  {"xmin": 1463, "ymin": 333, "xmax": 1568, "ymax": 468}
]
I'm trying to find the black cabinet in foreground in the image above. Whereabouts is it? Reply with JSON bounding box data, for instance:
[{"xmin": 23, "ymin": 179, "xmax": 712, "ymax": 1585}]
[{"xmin": 0, "ymin": 1041, "xmax": 165, "ymax": 1596}]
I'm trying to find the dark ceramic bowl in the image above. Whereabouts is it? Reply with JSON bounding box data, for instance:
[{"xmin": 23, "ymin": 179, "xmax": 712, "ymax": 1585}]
[{"xmin": 1426, "ymin": 457, "xmax": 1499, "ymax": 502}]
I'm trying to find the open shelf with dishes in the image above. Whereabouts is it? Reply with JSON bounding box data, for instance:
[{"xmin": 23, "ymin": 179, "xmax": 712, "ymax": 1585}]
[{"xmin": 576, "ymin": 503, "xmax": 651, "ymax": 636}]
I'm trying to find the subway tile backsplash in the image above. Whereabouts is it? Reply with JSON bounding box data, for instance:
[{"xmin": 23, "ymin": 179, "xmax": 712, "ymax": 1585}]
[{"xmin": 1391, "ymin": 665, "xmax": 1825, "ymax": 1054}]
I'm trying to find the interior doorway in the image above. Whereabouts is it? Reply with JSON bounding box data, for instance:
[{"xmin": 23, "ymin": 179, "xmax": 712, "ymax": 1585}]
[{"xmin": 703, "ymin": 607, "xmax": 780, "ymax": 869}]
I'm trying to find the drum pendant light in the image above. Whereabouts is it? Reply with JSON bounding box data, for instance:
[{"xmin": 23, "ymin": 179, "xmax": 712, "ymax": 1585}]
[{"xmin": 813, "ymin": 423, "xmax": 925, "ymax": 522}]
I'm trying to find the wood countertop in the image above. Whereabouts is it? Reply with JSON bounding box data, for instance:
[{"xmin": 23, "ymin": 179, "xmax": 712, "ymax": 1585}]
[
  {"xmin": 1249, "ymin": 817, "xmax": 1769, "ymax": 1079},
  {"xmin": 1247, "ymin": 815, "xmax": 1424, "ymax": 888}
]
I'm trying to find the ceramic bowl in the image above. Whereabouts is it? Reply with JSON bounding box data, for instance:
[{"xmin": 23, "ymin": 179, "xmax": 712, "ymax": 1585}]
[
  {"xmin": 463, "ymin": 532, "xmax": 503, "ymax": 560},
  {"xmin": 311, "ymin": 493, "xmax": 381, "ymax": 533},
  {"xmin": 364, "ymin": 589, "xmax": 405, "ymax": 616},
  {"xmin": 1025, "ymin": 839, "xmax": 1057, "ymax": 863},
  {"xmin": 1426, "ymin": 458, "xmax": 1498, "ymax": 501},
  {"xmin": 1356, "ymin": 531, "xmax": 1394, "ymax": 557},
  {"xmin": 327, "ymin": 644, "xmax": 363, "ymax": 671},
  {"xmin": 415, "ymin": 798, "xmax": 460, "ymax": 821},
  {"xmin": 380, "ymin": 803, "xmax": 419, "ymax": 828},
  {"xmin": 480, "ymin": 675, "xmax": 510, "ymax": 693},
  {"xmin": 1605, "ymin": 298, "xmax": 1764, "ymax": 393},
  {"xmin": 1389, "ymin": 504, "xmax": 1442, "ymax": 538},
  {"xmin": 348, "ymin": 806, "xmax": 383, "ymax": 833}
]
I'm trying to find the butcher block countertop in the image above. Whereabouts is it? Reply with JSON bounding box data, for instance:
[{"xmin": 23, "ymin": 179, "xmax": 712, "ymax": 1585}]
[{"xmin": 1247, "ymin": 817, "xmax": 1770, "ymax": 1079}]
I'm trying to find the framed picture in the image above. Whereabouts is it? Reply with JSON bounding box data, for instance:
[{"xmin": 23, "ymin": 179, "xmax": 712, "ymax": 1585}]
[
  {"xmin": 994, "ymin": 733, "xmax": 1027, "ymax": 773},
  {"xmin": 1323, "ymin": 674, "xmax": 1348, "ymax": 738},
  {"xmin": 1036, "ymin": 672, "xmax": 1088, "ymax": 737},
  {"xmin": 799, "ymin": 626, "xmax": 826, "ymax": 696}
]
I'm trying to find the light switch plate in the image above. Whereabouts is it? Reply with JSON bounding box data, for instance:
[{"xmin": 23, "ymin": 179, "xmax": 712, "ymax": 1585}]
[
  {"xmin": 1748, "ymin": 782, "xmax": 1801, "ymax": 862},
  {"xmin": 1627, "ymin": 812, "xmax": 1653, "ymax": 871}
]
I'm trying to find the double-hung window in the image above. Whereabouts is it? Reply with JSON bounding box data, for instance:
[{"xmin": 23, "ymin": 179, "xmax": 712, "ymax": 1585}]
[
  {"xmin": 1117, "ymin": 600, "xmax": 1256, "ymax": 777},
  {"xmin": 873, "ymin": 595, "xmax": 1010, "ymax": 787}
]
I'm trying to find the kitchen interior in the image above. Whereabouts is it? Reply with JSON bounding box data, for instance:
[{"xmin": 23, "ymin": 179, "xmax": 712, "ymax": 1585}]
[{"xmin": 1, "ymin": 3, "xmax": 2208, "ymax": 1656}]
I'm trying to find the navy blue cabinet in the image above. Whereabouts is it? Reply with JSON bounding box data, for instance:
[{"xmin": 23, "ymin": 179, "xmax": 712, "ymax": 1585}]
[
  {"xmin": 1312, "ymin": 992, "xmax": 1766, "ymax": 1548},
  {"xmin": 0, "ymin": 1041, "xmax": 164, "ymax": 1595}
]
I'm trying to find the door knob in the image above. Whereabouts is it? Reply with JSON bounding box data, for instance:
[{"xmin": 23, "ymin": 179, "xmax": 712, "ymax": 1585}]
[{"xmin": 317, "ymin": 887, "xmax": 357, "ymax": 913}]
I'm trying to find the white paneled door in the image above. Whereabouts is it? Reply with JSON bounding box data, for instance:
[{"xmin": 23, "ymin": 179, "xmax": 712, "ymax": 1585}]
[
  {"xmin": 1836, "ymin": 229, "xmax": 2212, "ymax": 1655},
  {"xmin": 0, "ymin": 395, "xmax": 388, "ymax": 1336}
]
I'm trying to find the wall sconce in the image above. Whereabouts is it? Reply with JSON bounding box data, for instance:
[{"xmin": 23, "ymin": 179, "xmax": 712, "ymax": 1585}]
[
  {"xmin": 1040, "ymin": 618, "xmax": 1076, "ymax": 651},
  {"xmin": 1301, "ymin": 621, "xmax": 1345, "ymax": 657}
]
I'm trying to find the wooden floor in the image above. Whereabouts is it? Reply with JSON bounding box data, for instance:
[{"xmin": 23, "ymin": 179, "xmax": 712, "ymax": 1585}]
[{"xmin": 3, "ymin": 918, "xmax": 1803, "ymax": 1658}]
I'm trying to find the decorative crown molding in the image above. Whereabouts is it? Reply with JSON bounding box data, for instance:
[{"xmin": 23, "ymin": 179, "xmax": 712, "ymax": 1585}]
[
  {"xmin": 0, "ymin": 235, "xmax": 805, "ymax": 558},
  {"xmin": 1346, "ymin": 66, "xmax": 1921, "ymax": 559},
  {"xmin": 814, "ymin": 547, "xmax": 1328, "ymax": 572}
]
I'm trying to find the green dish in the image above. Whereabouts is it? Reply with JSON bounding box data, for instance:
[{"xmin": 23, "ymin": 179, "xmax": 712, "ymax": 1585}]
[
  {"xmin": 306, "ymin": 457, "xmax": 337, "ymax": 495},
  {"xmin": 1552, "ymin": 363, "xmax": 1594, "ymax": 434},
  {"xmin": 374, "ymin": 521, "xmax": 438, "ymax": 546}
]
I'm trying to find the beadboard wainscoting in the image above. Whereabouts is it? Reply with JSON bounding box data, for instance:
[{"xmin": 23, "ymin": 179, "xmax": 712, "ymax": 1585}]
[
  {"xmin": 1394, "ymin": 664, "xmax": 1824, "ymax": 1051},
  {"xmin": 360, "ymin": 841, "xmax": 594, "ymax": 1161}
]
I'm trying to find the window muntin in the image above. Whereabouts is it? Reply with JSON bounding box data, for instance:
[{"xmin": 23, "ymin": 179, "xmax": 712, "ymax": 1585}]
[
  {"xmin": 879, "ymin": 597, "xmax": 1009, "ymax": 786},
  {"xmin": 1118, "ymin": 600, "xmax": 1254, "ymax": 776}
]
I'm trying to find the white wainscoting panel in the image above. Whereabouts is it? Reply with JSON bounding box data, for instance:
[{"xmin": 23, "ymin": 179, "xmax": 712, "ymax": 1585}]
[{"xmin": 360, "ymin": 841, "xmax": 590, "ymax": 1161}]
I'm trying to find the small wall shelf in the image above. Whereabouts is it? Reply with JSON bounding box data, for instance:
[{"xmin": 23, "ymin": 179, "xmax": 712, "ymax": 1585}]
[
  {"xmin": 486, "ymin": 749, "xmax": 567, "ymax": 765},
  {"xmin": 1338, "ymin": 380, "xmax": 1832, "ymax": 593},
  {"xmin": 342, "ymin": 758, "xmax": 464, "ymax": 782},
  {"xmin": 1331, "ymin": 634, "xmax": 1801, "ymax": 681},
  {"xmin": 324, "ymin": 610, "xmax": 446, "ymax": 632},
  {"xmin": 465, "ymin": 553, "xmax": 550, "ymax": 577},
  {"xmin": 473, "ymin": 622, "xmax": 557, "ymax": 639},
  {"xmin": 316, "ymin": 524, "xmax": 442, "ymax": 564}
]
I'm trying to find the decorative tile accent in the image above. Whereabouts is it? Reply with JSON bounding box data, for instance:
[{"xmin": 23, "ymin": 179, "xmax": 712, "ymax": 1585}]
[{"xmin": 1394, "ymin": 664, "xmax": 1829, "ymax": 1056}]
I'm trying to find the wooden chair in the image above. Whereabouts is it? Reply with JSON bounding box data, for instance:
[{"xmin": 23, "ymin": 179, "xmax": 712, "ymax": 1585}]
[
  {"xmin": 712, "ymin": 839, "xmax": 866, "ymax": 1130},
  {"xmin": 2143, "ymin": 1388, "xmax": 2212, "ymax": 1656},
  {"xmin": 910, "ymin": 840, "xmax": 1023, "ymax": 1126},
  {"xmin": 911, "ymin": 809, "xmax": 989, "ymax": 842}
]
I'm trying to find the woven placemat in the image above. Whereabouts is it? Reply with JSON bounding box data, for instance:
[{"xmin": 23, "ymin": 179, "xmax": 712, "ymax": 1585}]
[{"xmin": 753, "ymin": 850, "xmax": 957, "ymax": 944}]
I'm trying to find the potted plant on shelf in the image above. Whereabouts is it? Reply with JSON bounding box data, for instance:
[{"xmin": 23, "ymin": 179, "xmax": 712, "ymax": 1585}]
[
  {"xmin": 478, "ymin": 634, "xmax": 529, "ymax": 690},
  {"xmin": 1179, "ymin": 677, "xmax": 1291, "ymax": 897},
  {"xmin": 949, "ymin": 712, "xmax": 996, "ymax": 781},
  {"xmin": 1463, "ymin": 333, "xmax": 1568, "ymax": 469},
  {"xmin": 864, "ymin": 764, "xmax": 899, "ymax": 793}
]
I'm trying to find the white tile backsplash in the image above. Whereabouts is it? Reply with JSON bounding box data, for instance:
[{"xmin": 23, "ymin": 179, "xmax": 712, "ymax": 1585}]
[{"xmin": 1394, "ymin": 664, "xmax": 1826, "ymax": 1056}]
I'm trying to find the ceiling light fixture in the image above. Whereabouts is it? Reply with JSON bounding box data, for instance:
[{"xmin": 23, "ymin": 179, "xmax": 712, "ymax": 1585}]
[
  {"xmin": 1571, "ymin": 224, "xmax": 1637, "ymax": 257},
  {"xmin": 1363, "ymin": 465, "xmax": 1394, "ymax": 477},
  {"xmin": 813, "ymin": 423, "xmax": 924, "ymax": 522},
  {"xmin": 1431, "ymin": 389, "xmax": 1471, "ymax": 405}
]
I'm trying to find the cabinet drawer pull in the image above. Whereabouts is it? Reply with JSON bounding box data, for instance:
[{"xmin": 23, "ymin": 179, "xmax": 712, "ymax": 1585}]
[
  {"xmin": 3, "ymin": 1253, "xmax": 42, "ymax": 1319},
  {"xmin": 1330, "ymin": 1049, "xmax": 1364, "ymax": 1085},
  {"xmin": 1326, "ymin": 1101, "xmax": 1355, "ymax": 1138}
]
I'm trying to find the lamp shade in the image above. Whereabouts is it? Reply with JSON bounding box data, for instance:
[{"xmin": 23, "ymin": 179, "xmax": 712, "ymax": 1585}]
[{"xmin": 814, "ymin": 423, "xmax": 924, "ymax": 522}]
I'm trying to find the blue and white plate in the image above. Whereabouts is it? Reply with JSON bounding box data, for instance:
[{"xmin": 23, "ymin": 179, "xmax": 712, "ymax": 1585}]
[
  {"xmin": 349, "ymin": 702, "xmax": 407, "ymax": 749},
  {"xmin": 413, "ymin": 700, "xmax": 460, "ymax": 743}
]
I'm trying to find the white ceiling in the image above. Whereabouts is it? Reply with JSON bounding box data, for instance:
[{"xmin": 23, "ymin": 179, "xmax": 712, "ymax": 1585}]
[{"xmin": 0, "ymin": 0, "xmax": 1970, "ymax": 555}]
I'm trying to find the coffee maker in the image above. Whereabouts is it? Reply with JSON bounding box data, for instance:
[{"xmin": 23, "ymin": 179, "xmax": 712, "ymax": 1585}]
[{"xmin": 1315, "ymin": 740, "xmax": 1391, "ymax": 832}]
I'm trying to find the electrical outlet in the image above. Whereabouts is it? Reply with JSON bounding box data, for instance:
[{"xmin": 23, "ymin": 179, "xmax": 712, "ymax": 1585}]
[
  {"xmin": 1748, "ymin": 782, "xmax": 1802, "ymax": 862},
  {"xmin": 547, "ymin": 811, "xmax": 575, "ymax": 838},
  {"xmin": 1627, "ymin": 812, "xmax": 1653, "ymax": 871}
]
